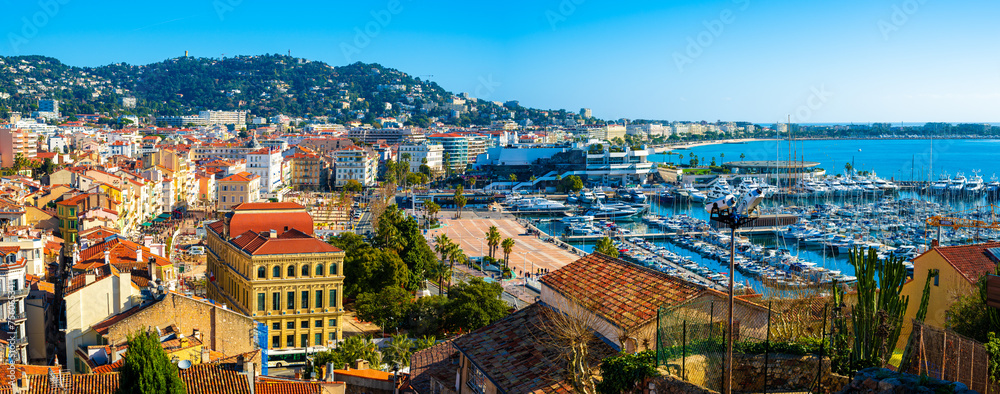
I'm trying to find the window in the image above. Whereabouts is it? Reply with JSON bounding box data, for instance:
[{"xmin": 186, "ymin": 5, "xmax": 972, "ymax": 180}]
[
  {"xmin": 329, "ymin": 332, "xmax": 337, "ymax": 342},
  {"xmin": 286, "ymin": 291, "xmax": 295, "ymax": 309},
  {"xmin": 273, "ymin": 266, "xmax": 281, "ymax": 278},
  {"xmin": 301, "ymin": 334, "xmax": 308, "ymax": 348},
  {"xmin": 286, "ymin": 335, "xmax": 294, "ymax": 347},
  {"xmin": 272, "ymin": 293, "xmax": 280, "ymax": 310},
  {"xmin": 221, "ymin": 196, "xmax": 226, "ymax": 203},
  {"xmin": 329, "ymin": 289, "xmax": 337, "ymax": 308},
  {"xmin": 272, "ymin": 322, "xmax": 280, "ymax": 330},
  {"xmin": 287, "ymin": 265, "xmax": 296, "ymax": 277},
  {"xmin": 286, "ymin": 321, "xmax": 294, "ymax": 329},
  {"xmin": 301, "ymin": 265, "xmax": 310, "ymax": 276},
  {"xmin": 315, "ymin": 264, "xmax": 324, "ymax": 276},
  {"xmin": 315, "ymin": 333, "xmax": 322, "ymax": 347},
  {"xmin": 315, "ymin": 319, "xmax": 323, "ymax": 328},
  {"xmin": 257, "ymin": 293, "xmax": 265, "ymax": 311},
  {"xmin": 301, "ymin": 291, "xmax": 309, "ymax": 309},
  {"xmin": 933, "ymin": 269, "xmax": 940, "ymax": 286},
  {"xmin": 329, "ymin": 318, "xmax": 337, "ymax": 327},
  {"xmin": 468, "ymin": 366, "xmax": 488, "ymax": 394},
  {"xmin": 301, "ymin": 320, "xmax": 309, "ymax": 329},
  {"xmin": 272, "ymin": 336, "xmax": 279, "ymax": 348},
  {"xmin": 257, "ymin": 267, "xmax": 265, "ymax": 279},
  {"xmin": 315, "ymin": 290, "xmax": 323, "ymax": 309},
  {"xmin": 329, "ymin": 263, "xmax": 338, "ymax": 276}
]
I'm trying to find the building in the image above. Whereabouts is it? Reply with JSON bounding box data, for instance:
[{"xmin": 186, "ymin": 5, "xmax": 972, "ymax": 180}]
[
  {"xmin": 121, "ymin": 97, "xmax": 137, "ymax": 108},
  {"xmin": 216, "ymin": 172, "xmax": 261, "ymax": 211},
  {"xmin": 333, "ymin": 147, "xmax": 377, "ymax": 188},
  {"xmin": 63, "ymin": 263, "xmax": 141, "ymax": 372},
  {"xmin": 0, "ymin": 129, "xmax": 38, "ymax": 168},
  {"xmin": 426, "ymin": 133, "xmax": 468, "ymax": 172},
  {"xmin": 347, "ymin": 128, "xmax": 417, "ymax": 145},
  {"xmin": 582, "ymin": 144, "xmax": 657, "ymax": 186},
  {"xmin": 580, "ymin": 108, "xmax": 592, "ymax": 118},
  {"xmin": 199, "ymin": 110, "xmax": 248, "ymax": 126},
  {"xmin": 0, "ymin": 231, "xmax": 48, "ymax": 278},
  {"xmin": 289, "ymin": 152, "xmax": 329, "ymax": 191},
  {"xmin": 246, "ymin": 148, "xmax": 283, "ymax": 193},
  {"xmin": 56, "ymin": 193, "xmax": 118, "ymax": 244},
  {"xmin": 205, "ymin": 203, "xmax": 346, "ymax": 350},
  {"xmin": 0, "ymin": 247, "xmax": 29, "ymax": 363},
  {"xmin": 38, "ymin": 99, "xmax": 59, "ymax": 115},
  {"xmin": 398, "ymin": 144, "xmax": 443, "ymax": 175},
  {"xmin": 897, "ymin": 242, "xmax": 1000, "ymax": 349}
]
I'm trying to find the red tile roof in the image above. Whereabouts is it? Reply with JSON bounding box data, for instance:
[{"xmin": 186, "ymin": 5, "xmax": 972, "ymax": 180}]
[
  {"xmin": 541, "ymin": 253, "xmax": 704, "ymax": 329},
  {"xmin": 219, "ymin": 172, "xmax": 259, "ymax": 183},
  {"xmin": 928, "ymin": 242, "xmax": 1000, "ymax": 284},
  {"xmin": 232, "ymin": 202, "xmax": 305, "ymax": 211},
  {"xmin": 254, "ymin": 381, "xmax": 321, "ymax": 394},
  {"xmin": 229, "ymin": 229, "xmax": 341, "ymax": 256},
  {"xmin": 224, "ymin": 211, "xmax": 314, "ymax": 237},
  {"xmin": 452, "ymin": 303, "xmax": 615, "ymax": 393},
  {"xmin": 409, "ymin": 338, "xmax": 459, "ymax": 393}
]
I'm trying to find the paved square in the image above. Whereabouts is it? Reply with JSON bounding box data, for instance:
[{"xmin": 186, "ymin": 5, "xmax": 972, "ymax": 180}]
[{"xmin": 427, "ymin": 218, "xmax": 581, "ymax": 274}]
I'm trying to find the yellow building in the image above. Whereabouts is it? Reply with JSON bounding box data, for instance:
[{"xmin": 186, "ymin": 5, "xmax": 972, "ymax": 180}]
[
  {"xmin": 205, "ymin": 202, "xmax": 345, "ymax": 351},
  {"xmin": 897, "ymin": 242, "xmax": 1000, "ymax": 350},
  {"xmin": 56, "ymin": 193, "xmax": 118, "ymax": 244},
  {"xmin": 217, "ymin": 172, "xmax": 261, "ymax": 212}
]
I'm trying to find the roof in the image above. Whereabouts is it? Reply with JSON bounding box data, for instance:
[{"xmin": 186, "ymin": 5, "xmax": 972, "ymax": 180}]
[
  {"xmin": 541, "ymin": 253, "xmax": 704, "ymax": 329},
  {"xmin": 332, "ymin": 368, "xmax": 391, "ymax": 380},
  {"xmin": 409, "ymin": 338, "xmax": 459, "ymax": 393},
  {"xmin": 76, "ymin": 236, "xmax": 171, "ymax": 271},
  {"xmin": 232, "ymin": 202, "xmax": 305, "ymax": 211},
  {"xmin": 451, "ymin": 303, "xmax": 616, "ymax": 393},
  {"xmin": 229, "ymin": 229, "xmax": 341, "ymax": 256},
  {"xmin": 254, "ymin": 380, "xmax": 321, "ymax": 394},
  {"xmin": 925, "ymin": 242, "xmax": 1000, "ymax": 284},
  {"xmin": 219, "ymin": 171, "xmax": 259, "ymax": 183},
  {"xmin": 217, "ymin": 207, "xmax": 314, "ymax": 237}
]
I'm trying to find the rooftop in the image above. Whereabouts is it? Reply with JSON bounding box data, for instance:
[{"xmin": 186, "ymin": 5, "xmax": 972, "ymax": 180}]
[{"xmin": 925, "ymin": 241, "xmax": 1000, "ymax": 283}]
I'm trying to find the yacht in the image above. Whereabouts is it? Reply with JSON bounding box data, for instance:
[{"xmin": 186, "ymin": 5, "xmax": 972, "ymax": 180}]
[
  {"xmin": 986, "ymin": 174, "xmax": 1000, "ymax": 193},
  {"xmin": 949, "ymin": 173, "xmax": 967, "ymax": 193},
  {"xmin": 579, "ymin": 191, "xmax": 597, "ymax": 205},
  {"xmin": 965, "ymin": 171, "xmax": 984, "ymax": 192},
  {"xmin": 584, "ymin": 201, "xmax": 640, "ymax": 219},
  {"xmin": 625, "ymin": 188, "xmax": 647, "ymax": 203},
  {"xmin": 681, "ymin": 184, "xmax": 708, "ymax": 202},
  {"xmin": 931, "ymin": 174, "xmax": 951, "ymax": 193},
  {"xmin": 705, "ymin": 178, "xmax": 733, "ymax": 200},
  {"xmin": 561, "ymin": 215, "xmax": 595, "ymax": 224},
  {"xmin": 510, "ymin": 198, "xmax": 571, "ymax": 212}
]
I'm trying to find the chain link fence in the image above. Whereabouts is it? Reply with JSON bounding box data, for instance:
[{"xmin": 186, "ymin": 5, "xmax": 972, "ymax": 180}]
[
  {"xmin": 902, "ymin": 321, "xmax": 999, "ymax": 394},
  {"xmin": 656, "ymin": 295, "xmax": 834, "ymax": 393}
]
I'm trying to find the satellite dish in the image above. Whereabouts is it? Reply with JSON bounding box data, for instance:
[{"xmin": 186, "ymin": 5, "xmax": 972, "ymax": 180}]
[{"xmin": 177, "ymin": 360, "xmax": 193, "ymax": 370}]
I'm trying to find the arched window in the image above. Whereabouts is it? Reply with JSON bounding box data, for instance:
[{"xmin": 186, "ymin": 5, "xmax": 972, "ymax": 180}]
[
  {"xmin": 272, "ymin": 266, "xmax": 281, "ymax": 278},
  {"xmin": 287, "ymin": 265, "xmax": 296, "ymax": 277},
  {"xmin": 301, "ymin": 264, "xmax": 310, "ymax": 276},
  {"xmin": 329, "ymin": 263, "xmax": 338, "ymax": 276},
  {"xmin": 257, "ymin": 267, "xmax": 265, "ymax": 279},
  {"xmin": 315, "ymin": 264, "xmax": 324, "ymax": 276}
]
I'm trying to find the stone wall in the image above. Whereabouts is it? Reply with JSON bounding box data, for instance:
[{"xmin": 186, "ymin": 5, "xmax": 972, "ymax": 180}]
[
  {"xmin": 104, "ymin": 292, "xmax": 257, "ymax": 358},
  {"xmin": 837, "ymin": 368, "xmax": 977, "ymax": 394},
  {"xmin": 648, "ymin": 374, "xmax": 719, "ymax": 394},
  {"xmin": 661, "ymin": 353, "xmax": 851, "ymax": 393}
]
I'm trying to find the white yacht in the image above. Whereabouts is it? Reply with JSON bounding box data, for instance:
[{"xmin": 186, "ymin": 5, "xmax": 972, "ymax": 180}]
[
  {"xmin": 965, "ymin": 171, "xmax": 984, "ymax": 192},
  {"xmin": 949, "ymin": 173, "xmax": 967, "ymax": 192},
  {"xmin": 986, "ymin": 174, "xmax": 1000, "ymax": 193},
  {"xmin": 705, "ymin": 178, "xmax": 733, "ymax": 200},
  {"xmin": 510, "ymin": 198, "xmax": 571, "ymax": 212},
  {"xmin": 931, "ymin": 174, "xmax": 951, "ymax": 193}
]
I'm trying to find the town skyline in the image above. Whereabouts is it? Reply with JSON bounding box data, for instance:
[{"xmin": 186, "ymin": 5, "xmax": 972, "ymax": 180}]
[{"xmin": 2, "ymin": 1, "xmax": 999, "ymax": 123}]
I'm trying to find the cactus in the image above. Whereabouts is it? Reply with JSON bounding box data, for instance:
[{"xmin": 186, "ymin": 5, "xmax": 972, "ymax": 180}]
[{"xmin": 848, "ymin": 246, "xmax": 909, "ymax": 370}]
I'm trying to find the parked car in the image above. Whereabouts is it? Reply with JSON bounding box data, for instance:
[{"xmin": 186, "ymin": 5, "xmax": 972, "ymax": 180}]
[{"xmin": 188, "ymin": 246, "xmax": 205, "ymax": 255}]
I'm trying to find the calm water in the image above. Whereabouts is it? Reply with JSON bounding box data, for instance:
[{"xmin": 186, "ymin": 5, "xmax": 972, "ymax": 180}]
[{"xmin": 649, "ymin": 139, "xmax": 1000, "ymax": 181}]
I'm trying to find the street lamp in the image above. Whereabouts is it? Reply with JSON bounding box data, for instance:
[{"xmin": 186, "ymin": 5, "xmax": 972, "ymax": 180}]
[{"xmin": 706, "ymin": 189, "xmax": 762, "ymax": 394}]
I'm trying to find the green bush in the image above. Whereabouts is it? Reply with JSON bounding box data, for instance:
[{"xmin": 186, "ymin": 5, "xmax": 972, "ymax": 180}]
[{"xmin": 597, "ymin": 351, "xmax": 658, "ymax": 394}]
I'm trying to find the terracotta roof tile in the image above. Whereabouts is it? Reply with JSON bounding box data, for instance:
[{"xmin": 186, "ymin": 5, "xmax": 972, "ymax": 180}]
[
  {"xmin": 452, "ymin": 303, "xmax": 615, "ymax": 393},
  {"xmin": 541, "ymin": 253, "xmax": 704, "ymax": 329},
  {"xmin": 928, "ymin": 242, "xmax": 1000, "ymax": 283},
  {"xmin": 409, "ymin": 338, "xmax": 459, "ymax": 393}
]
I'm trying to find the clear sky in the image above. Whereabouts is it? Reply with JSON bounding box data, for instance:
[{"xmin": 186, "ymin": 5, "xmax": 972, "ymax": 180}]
[{"xmin": 2, "ymin": 0, "xmax": 998, "ymax": 123}]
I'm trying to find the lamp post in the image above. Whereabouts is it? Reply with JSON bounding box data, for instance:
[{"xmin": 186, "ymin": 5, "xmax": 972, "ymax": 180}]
[{"xmin": 708, "ymin": 201, "xmax": 758, "ymax": 394}]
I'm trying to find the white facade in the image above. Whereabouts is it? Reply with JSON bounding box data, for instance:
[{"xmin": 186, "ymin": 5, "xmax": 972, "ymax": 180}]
[
  {"xmin": 199, "ymin": 110, "xmax": 248, "ymax": 126},
  {"xmin": 0, "ymin": 249, "xmax": 28, "ymax": 363},
  {"xmin": 334, "ymin": 148, "xmax": 378, "ymax": 187},
  {"xmin": 398, "ymin": 144, "xmax": 443, "ymax": 174},
  {"xmin": 0, "ymin": 235, "xmax": 45, "ymax": 277},
  {"xmin": 247, "ymin": 148, "xmax": 283, "ymax": 193}
]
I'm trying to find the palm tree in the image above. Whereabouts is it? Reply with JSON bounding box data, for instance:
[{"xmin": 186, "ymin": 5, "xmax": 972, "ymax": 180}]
[
  {"xmin": 501, "ymin": 237, "xmax": 515, "ymax": 269},
  {"xmin": 447, "ymin": 245, "xmax": 466, "ymax": 292},
  {"xmin": 740, "ymin": 153, "xmax": 745, "ymax": 161},
  {"xmin": 424, "ymin": 201, "xmax": 440, "ymax": 228},
  {"xmin": 594, "ymin": 237, "xmax": 619, "ymax": 258},
  {"xmin": 454, "ymin": 185, "xmax": 466, "ymax": 219},
  {"xmin": 719, "ymin": 152, "xmax": 724, "ymax": 164},
  {"xmin": 509, "ymin": 174, "xmax": 517, "ymax": 183},
  {"xmin": 386, "ymin": 333, "xmax": 414, "ymax": 368},
  {"xmin": 468, "ymin": 177, "xmax": 477, "ymax": 190},
  {"xmin": 486, "ymin": 226, "xmax": 501, "ymax": 261},
  {"xmin": 434, "ymin": 234, "xmax": 452, "ymax": 262}
]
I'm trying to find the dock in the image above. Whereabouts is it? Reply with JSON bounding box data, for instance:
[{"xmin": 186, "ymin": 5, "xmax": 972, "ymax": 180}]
[{"xmin": 564, "ymin": 226, "xmax": 787, "ymax": 242}]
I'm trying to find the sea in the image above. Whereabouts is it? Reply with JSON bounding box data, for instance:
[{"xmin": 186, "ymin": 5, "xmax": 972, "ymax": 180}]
[{"xmin": 536, "ymin": 139, "xmax": 1000, "ymax": 293}]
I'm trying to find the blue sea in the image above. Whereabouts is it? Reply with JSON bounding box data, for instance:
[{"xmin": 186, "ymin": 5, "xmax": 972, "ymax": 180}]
[{"xmin": 648, "ymin": 139, "xmax": 1000, "ymax": 181}]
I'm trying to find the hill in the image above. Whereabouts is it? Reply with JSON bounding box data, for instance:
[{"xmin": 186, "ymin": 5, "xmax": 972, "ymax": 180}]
[{"xmin": 0, "ymin": 54, "xmax": 588, "ymax": 127}]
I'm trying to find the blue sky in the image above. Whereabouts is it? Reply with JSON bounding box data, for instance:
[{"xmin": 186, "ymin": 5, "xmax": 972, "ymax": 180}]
[{"xmin": 2, "ymin": 0, "xmax": 999, "ymax": 123}]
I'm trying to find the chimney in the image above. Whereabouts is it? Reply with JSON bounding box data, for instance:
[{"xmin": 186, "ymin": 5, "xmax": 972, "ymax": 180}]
[
  {"xmin": 103, "ymin": 250, "xmax": 110, "ymax": 265},
  {"xmin": 193, "ymin": 329, "xmax": 201, "ymax": 342},
  {"xmin": 353, "ymin": 359, "xmax": 369, "ymax": 370},
  {"xmin": 84, "ymin": 272, "xmax": 95, "ymax": 285},
  {"xmin": 269, "ymin": 229, "xmax": 277, "ymax": 238},
  {"xmin": 148, "ymin": 257, "xmax": 156, "ymax": 282},
  {"xmin": 200, "ymin": 347, "xmax": 210, "ymax": 364},
  {"xmin": 136, "ymin": 247, "xmax": 142, "ymax": 265},
  {"xmin": 931, "ymin": 239, "xmax": 939, "ymax": 248}
]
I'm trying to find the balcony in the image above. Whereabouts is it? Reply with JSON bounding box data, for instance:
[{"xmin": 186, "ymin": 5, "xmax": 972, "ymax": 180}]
[
  {"xmin": 0, "ymin": 288, "xmax": 28, "ymax": 300},
  {"xmin": 7, "ymin": 312, "xmax": 26, "ymax": 322},
  {"xmin": 7, "ymin": 337, "xmax": 27, "ymax": 347}
]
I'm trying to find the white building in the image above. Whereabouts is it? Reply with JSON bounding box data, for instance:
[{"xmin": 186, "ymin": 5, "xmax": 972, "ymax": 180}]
[
  {"xmin": 0, "ymin": 247, "xmax": 28, "ymax": 363},
  {"xmin": 334, "ymin": 146, "xmax": 378, "ymax": 187},
  {"xmin": 398, "ymin": 144, "xmax": 444, "ymax": 174},
  {"xmin": 246, "ymin": 147, "xmax": 283, "ymax": 193},
  {"xmin": 108, "ymin": 141, "xmax": 135, "ymax": 158},
  {"xmin": 0, "ymin": 233, "xmax": 46, "ymax": 278},
  {"xmin": 199, "ymin": 110, "xmax": 248, "ymax": 126}
]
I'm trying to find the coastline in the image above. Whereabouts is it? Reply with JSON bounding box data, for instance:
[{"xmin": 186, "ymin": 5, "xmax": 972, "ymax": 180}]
[{"xmin": 652, "ymin": 138, "xmax": 777, "ymax": 153}]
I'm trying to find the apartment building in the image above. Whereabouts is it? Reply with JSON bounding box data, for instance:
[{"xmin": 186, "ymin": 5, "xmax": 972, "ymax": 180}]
[
  {"xmin": 216, "ymin": 172, "xmax": 261, "ymax": 211},
  {"xmin": 0, "ymin": 129, "xmax": 38, "ymax": 168},
  {"xmin": 426, "ymin": 133, "xmax": 468, "ymax": 172},
  {"xmin": 398, "ymin": 144, "xmax": 443, "ymax": 174},
  {"xmin": 333, "ymin": 147, "xmax": 377, "ymax": 188},
  {"xmin": 289, "ymin": 152, "xmax": 328, "ymax": 191},
  {"xmin": 246, "ymin": 148, "xmax": 283, "ymax": 193}
]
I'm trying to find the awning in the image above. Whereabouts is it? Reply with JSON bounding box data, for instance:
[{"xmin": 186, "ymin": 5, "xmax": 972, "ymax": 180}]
[
  {"xmin": 140, "ymin": 222, "xmax": 153, "ymax": 227},
  {"xmin": 157, "ymin": 213, "xmax": 172, "ymax": 219},
  {"xmin": 152, "ymin": 217, "xmax": 166, "ymax": 223}
]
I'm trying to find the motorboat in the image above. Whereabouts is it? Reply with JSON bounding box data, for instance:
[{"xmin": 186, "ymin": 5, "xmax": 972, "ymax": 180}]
[
  {"xmin": 965, "ymin": 171, "xmax": 984, "ymax": 192},
  {"xmin": 931, "ymin": 173, "xmax": 951, "ymax": 193},
  {"xmin": 510, "ymin": 198, "xmax": 571, "ymax": 212},
  {"xmin": 705, "ymin": 178, "xmax": 733, "ymax": 200},
  {"xmin": 584, "ymin": 201, "xmax": 640, "ymax": 219},
  {"xmin": 949, "ymin": 173, "xmax": 967, "ymax": 192}
]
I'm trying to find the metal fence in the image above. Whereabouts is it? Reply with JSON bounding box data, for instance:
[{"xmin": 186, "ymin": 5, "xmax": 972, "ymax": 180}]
[
  {"xmin": 902, "ymin": 321, "xmax": 999, "ymax": 394},
  {"xmin": 656, "ymin": 296, "xmax": 833, "ymax": 393}
]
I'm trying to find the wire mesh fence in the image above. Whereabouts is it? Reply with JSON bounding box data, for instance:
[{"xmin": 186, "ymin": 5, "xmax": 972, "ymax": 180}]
[
  {"xmin": 656, "ymin": 295, "xmax": 834, "ymax": 393},
  {"xmin": 901, "ymin": 321, "xmax": 999, "ymax": 394}
]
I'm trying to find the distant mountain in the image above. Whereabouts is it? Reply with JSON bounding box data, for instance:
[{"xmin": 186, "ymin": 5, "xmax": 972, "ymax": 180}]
[{"xmin": 0, "ymin": 54, "xmax": 588, "ymax": 127}]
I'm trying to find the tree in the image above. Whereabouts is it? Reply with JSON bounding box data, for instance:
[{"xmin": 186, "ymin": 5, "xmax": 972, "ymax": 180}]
[
  {"xmin": 384, "ymin": 334, "xmax": 415, "ymax": 368},
  {"xmin": 946, "ymin": 263, "xmax": 1000, "ymax": 343},
  {"xmin": 344, "ymin": 179, "xmax": 363, "ymax": 193},
  {"xmin": 845, "ymin": 162, "xmax": 853, "ymax": 174},
  {"xmin": 116, "ymin": 330, "xmax": 187, "ymax": 394},
  {"xmin": 328, "ymin": 232, "xmax": 410, "ymax": 297},
  {"xmin": 446, "ymin": 277, "xmax": 509, "ymax": 331},
  {"xmin": 560, "ymin": 175, "xmax": 584, "ymax": 193},
  {"xmin": 509, "ymin": 174, "xmax": 517, "ymax": 183},
  {"xmin": 356, "ymin": 286, "xmax": 413, "ymax": 333},
  {"xmin": 424, "ymin": 200, "xmax": 440, "ymax": 228},
  {"xmin": 447, "ymin": 245, "xmax": 466, "ymax": 292},
  {"xmin": 406, "ymin": 296, "xmax": 449, "ymax": 337},
  {"xmin": 468, "ymin": 176, "xmax": 477, "ymax": 190},
  {"xmin": 740, "ymin": 153, "xmax": 745, "ymax": 161},
  {"xmin": 501, "ymin": 237, "xmax": 515, "ymax": 269},
  {"xmin": 719, "ymin": 152, "xmax": 724, "ymax": 164},
  {"xmin": 314, "ymin": 335, "xmax": 381, "ymax": 369},
  {"xmin": 594, "ymin": 237, "xmax": 619, "ymax": 258},
  {"xmin": 486, "ymin": 226, "xmax": 501, "ymax": 261},
  {"xmin": 454, "ymin": 185, "xmax": 467, "ymax": 219}
]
